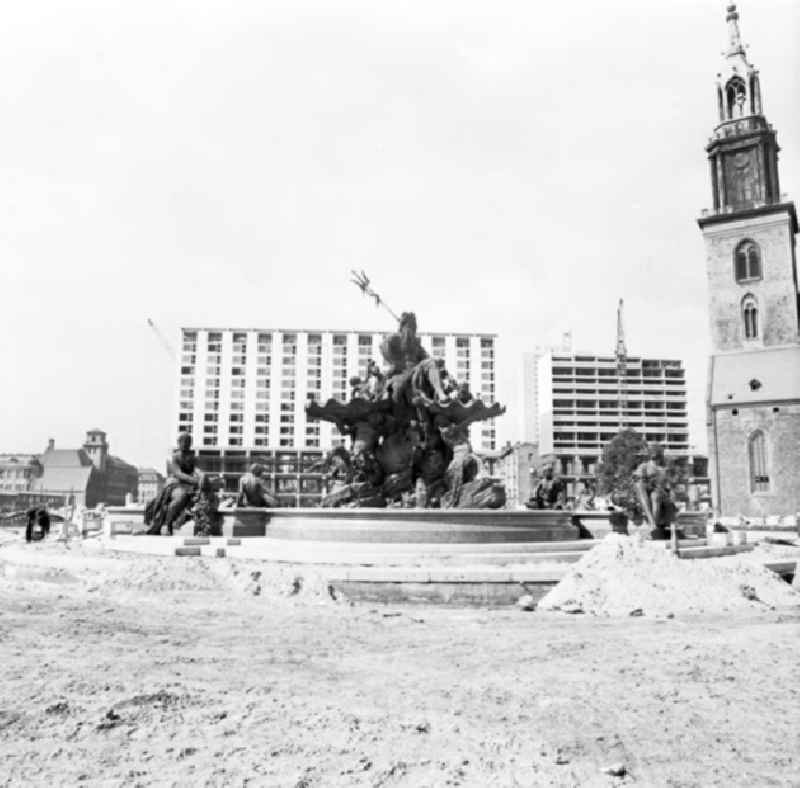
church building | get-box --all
[699,5,800,518]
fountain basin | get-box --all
[105,506,580,542]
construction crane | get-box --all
[146,318,177,361]
[616,299,628,429]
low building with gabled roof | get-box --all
[30,431,138,508]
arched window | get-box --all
[734,239,761,282]
[726,76,747,119]
[748,431,769,493]
[742,294,758,339]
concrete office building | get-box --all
[533,351,690,500]
[174,327,498,505]
[521,332,573,443]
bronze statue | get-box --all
[350,360,386,401]
[531,463,566,510]
[238,464,278,508]
[144,432,200,535]
[305,278,507,509]
[380,312,431,406]
[194,474,223,536]
[633,444,678,541]
[380,312,428,375]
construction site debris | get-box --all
[539,534,798,616]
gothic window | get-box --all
[748,431,769,493]
[734,239,761,282]
[742,294,758,339]
[725,76,747,119]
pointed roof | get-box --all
[725,4,746,58]
[31,466,95,494]
[719,3,755,74]
[40,448,93,468]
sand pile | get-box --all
[746,539,800,561]
[209,559,340,603]
[0,535,339,602]
[0,546,222,595]
[539,533,799,617]
[99,555,224,594]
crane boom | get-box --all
[147,318,177,361]
[616,299,628,428]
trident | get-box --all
[350,270,400,323]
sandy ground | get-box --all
[1,532,799,787]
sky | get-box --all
[1,0,799,469]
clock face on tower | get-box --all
[723,148,760,209]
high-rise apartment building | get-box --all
[531,350,690,499]
[521,331,573,443]
[174,327,498,502]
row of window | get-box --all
[553,388,686,397]
[186,335,494,365]
[183,331,495,350]
[199,437,323,448]
[555,366,671,376]
[280,335,298,439]
[554,431,688,442]
[554,418,688,427]
[182,359,497,386]
[553,399,686,410]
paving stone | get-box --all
[174,547,202,557]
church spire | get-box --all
[701,3,784,215]
[725,4,745,58]
[715,3,760,122]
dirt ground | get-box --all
[1,536,799,787]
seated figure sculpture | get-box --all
[145,432,200,535]
[238,464,278,507]
[531,464,566,510]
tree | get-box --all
[596,429,648,514]
[597,431,689,518]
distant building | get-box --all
[173,327,499,504]
[699,6,800,517]
[0,454,42,494]
[0,454,44,514]
[137,467,165,505]
[30,431,138,508]
[181,447,327,507]
[521,332,573,443]
[498,442,540,508]
[534,351,690,501]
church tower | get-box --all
[699,4,800,519]
[83,428,109,473]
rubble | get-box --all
[539,534,799,617]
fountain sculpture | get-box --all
[305,273,506,509]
